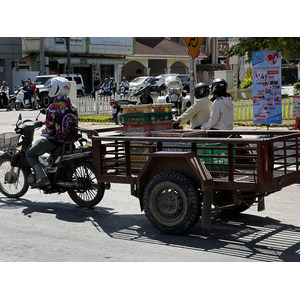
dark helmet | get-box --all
[194,82,210,99]
[211,78,227,96]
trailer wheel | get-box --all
[213,190,256,214]
[143,171,201,235]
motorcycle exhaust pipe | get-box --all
[56,181,81,188]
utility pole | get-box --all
[66,37,71,74]
[189,56,195,104]
[40,37,45,75]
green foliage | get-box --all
[294,82,300,90]
[294,82,300,95]
[239,77,253,89]
[226,37,300,62]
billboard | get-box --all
[252,51,282,124]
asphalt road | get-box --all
[0,109,300,263]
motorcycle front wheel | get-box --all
[67,161,105,208]
[0,156,29,198]
[15,102,21,111]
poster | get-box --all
[293,96,300,118]
[252,51,282,124]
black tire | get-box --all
[32,101,39,110]
[7,102,14,111]
[0,156,29,198]
[67,161,105,208]
[213,190,256,215]
[40,94,52,108]
[143,171,201,235]
[15,102,21,111]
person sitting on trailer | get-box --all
[201,78,234,131]
[174,82,212,129]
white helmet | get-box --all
[47,77,71,97]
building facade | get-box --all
[21,37,134,93]
[0,37,22,92]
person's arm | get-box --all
[177,102,199,125]
[201,101,221,130]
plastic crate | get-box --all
[148,112,173,121]
[130,143,154,169]
[152,103,174,112]
[122,113,150,123]
[150,120,173,131]
[198,143,236,171]
[181,142,236,172]
[123,122,151,132]
[121,104,153,114]
[123,120,173,133]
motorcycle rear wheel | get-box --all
[0,157,29,198]
[67,161,105,208]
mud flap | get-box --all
[201,186,213,230]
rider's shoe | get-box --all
[35,177,51,188]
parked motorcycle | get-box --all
[15,88,39,110]
[0,111,105,208]
[0,92,15,111]
[110,99,137,125]
[118,85,130,98]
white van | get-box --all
[34,74,85,107]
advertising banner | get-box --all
[252,51,282,124]
[293,96,300,118]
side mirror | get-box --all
[40,108,46,115]
[18,113,22,121]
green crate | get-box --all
[182,142,236,172]
[148,112,173,121]
[122,113,150,123]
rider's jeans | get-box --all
[26,137,59,180]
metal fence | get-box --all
[73,95,295,121]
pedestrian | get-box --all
[26,77,78,188]
[174,83,212,129]
[201,78,234,130]
[0,81,10,108]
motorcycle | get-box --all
[132,85,153,105]
[15,88,39,111]
[118,85,130,98]
[0,111,105,208]
[110,98,137,125]
[0,92,15,111]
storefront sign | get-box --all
[55,37,83,45]
[252,51,282,124]
[293,96,300,118]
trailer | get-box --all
[81,126,300,235]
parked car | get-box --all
[129,76,164,94]
[33,74,85,107]
[129,76,149,93]
[158,73,190,92]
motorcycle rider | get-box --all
[119,77,129,90]
[23,78,34,107]
[100,77,112,95]
[174,83,212,129]
[0,81,10,108]
[26,77,78,188]
[201,78,234,130]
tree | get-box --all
[226,37,300,62]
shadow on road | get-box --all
[1,196,300,262]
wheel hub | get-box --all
[5,171,18,184]
[157,189,183,217]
